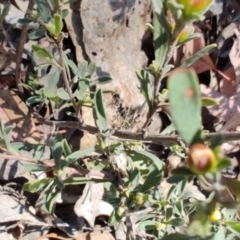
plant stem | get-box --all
[15,0,34,95]
[154,38,178,98]
[57,36,83,122]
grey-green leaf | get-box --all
[94,89,108,132]
[28,29,46,40]
[57,88,70,100]
[54,14,62,36]
[181,44,217,68]
[52,141,63,169]
[32,45,53,62]
[168,68,202,145]
[126,150,164,171]
[152,0,170,72]
[136,70,153,109]
[61,147,95,169]
[35,0,51,22]
[23,163,47,172]
[23,178,51,193]
[141,166,163,192]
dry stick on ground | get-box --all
[35,114,240,145]
[15,0,34,94]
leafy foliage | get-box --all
[1,0,239,239]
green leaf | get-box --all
[61,147,95,169]
[18,18,33,25]
[35,0,51,22]
[77,79,90,100]
[152,0,170,73]
[201,97,218,107]
[32,45,53,62]
[54,14,62,36]
[63,177,107,185]
[26,95,43,106]
[94,89,108,132]
[166,218,185,226]
[45,23,56,36]
[23,178,51,193]
[137,214,156,223]
[138,220,156,230]
[23,163,47,172]
[168,68,202,145]
[65,58,77,74]
[177,33,201,45]
[141,166,163,192]
[86,62,96,77]
[62,139,72,156]
[28,29,46,40]
[57,88,70,100]
[217,158,232,171]
[161,234,213,240]
[61,9,69,19]
[171,167,195,176]
[181,44,217,68]
[210,135,224,149]
[46,71,60,94]
[109,207,125,225]
[74,61,88,81]
[129,168,140,190]
[166,208,173,221]
[136,70,153,110]
[90,76,113,86]
[225,221,240,233]
[174,201,184,216]
[52,141,63,169]
[54,177,64,190]
[44,185,61,213]
[146,23,154,33]
[126,150,164,171]
[167,175,186,184]
[160,123,176,135]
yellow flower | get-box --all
[178,27,190,43]
[176,0,213,20]
[209,209,222,222]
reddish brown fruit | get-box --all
[188,144,216,174]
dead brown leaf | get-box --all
[0,89,38,142]
[220,67,236,97]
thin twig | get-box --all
[0,153,38,163]
[143,24,184,130]
[45,0,54,13]
[15,0,34,94]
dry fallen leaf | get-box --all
[220,66,236,97]
[74,183,114,228]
